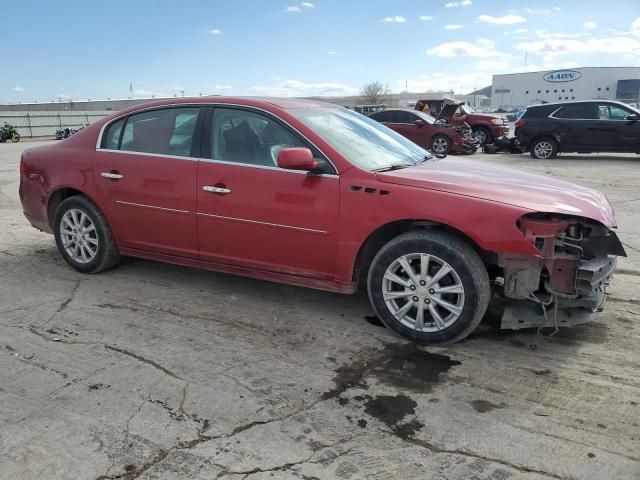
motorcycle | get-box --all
[55,125,86,140]
[0,123,20,143]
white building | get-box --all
[491,67,640,110]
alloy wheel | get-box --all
[534,141,554,159]
[382,253,465,333]
[432,137,449,154]
[60,208,99,264]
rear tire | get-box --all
[53,195,121,273]
[530,137,558,159]
[367,230,490,345]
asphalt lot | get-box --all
[1,140,639,480]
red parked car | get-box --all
[19,97,625,344]
[416,100,509,145]
[368,109,478,154]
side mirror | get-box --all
[277,147,318,171]
[414,119,425,127]
[626,114,639,121]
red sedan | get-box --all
[19,97,625,344]
[369,109,477,154]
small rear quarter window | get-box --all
[102,118,125,149]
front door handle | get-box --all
[202,185,231,194]
[101,172,124,180]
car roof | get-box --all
[110,96,335,117]
[525,99,628,109]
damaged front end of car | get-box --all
[494,213,626,330]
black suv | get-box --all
[515,100,640,159]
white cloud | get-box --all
[513,61,580,73]
[208,28,223,35]
[445,24,463,30]
[478,14,526,25]
[475,60,510,71]
[426,38,507,57]
[327,50,339,55]
[209,85,232,90]
[419,16,434,21]
[446,0,472,7]
[632,17,640,34]
[584,21,597,30]
[382,16,405,23]
[516,35,640,61]
[286,2,315,13]
[505,28,527,35]
[250,79,356,97]
[13,86,26,92]
[400,71,491,94]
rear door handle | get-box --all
[101,172,124,180]
[203,185,231,194]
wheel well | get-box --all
[352,220,495,288]
[47,188,84,228]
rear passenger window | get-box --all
[395,112,416,124]
[116,107,200,157]
[554,104,594,119]
[371,111,395,123]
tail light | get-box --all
[515,119,527,129]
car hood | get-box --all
[435,103,462,123]
[375,158,616,228]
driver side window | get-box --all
[211,108,305,167]
[598,104,632,121]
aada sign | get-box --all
[543,70,582,83]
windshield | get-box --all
[413,110,436,124]
[290,107,432,170]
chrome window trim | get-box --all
[95,102,339,175]
[195,212,329,235]
[99,149,196,161]
[114,200,190,214]
[197,157,338,178]
[97,149,338,178]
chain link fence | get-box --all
[0,111,111,138]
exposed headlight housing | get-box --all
[490,118,504,125]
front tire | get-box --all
[530,137,558,159]
[53,195,121,273]
[430,135,451,155]
[11,132,20,143]
[472,127,491,146]
[367,230,490,345]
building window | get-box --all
[606,87,610,91]
[565,96,569,100]
[598,87,601,91]
[571,96,575,100]
[545,90,549,93]
[554,89,557,93]
[562,89,565,93]
[525,90,529,94]
[570,88,573,92]
[559,96,562,100]
[537,90,541,94]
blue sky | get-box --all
[3,0,640,103]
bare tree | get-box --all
[360,81,391,105]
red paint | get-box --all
[19,97,618,293]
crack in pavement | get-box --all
[104,345,183,382]
[380,428,572,480]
